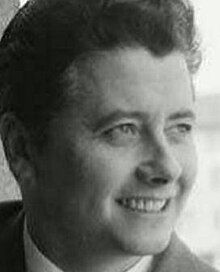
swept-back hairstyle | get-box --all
[0,0,201,147]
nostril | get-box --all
[135,166,171,187]
[150,177,169,186]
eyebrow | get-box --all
[167,110,196,121]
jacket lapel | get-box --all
[151,232,213,272]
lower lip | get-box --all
[116,199,172,217]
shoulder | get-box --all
[152,233,219,272]
[0,200,23,217]
[0,200,23,230]
[0,200,24,244]
[0,200,25,271]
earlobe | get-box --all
[0,113,35,186]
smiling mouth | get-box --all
[116,197,169,213]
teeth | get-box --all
[122,199,127,207]
[130,199,136,209]
[138,199,143,210]
[118,198,167,213]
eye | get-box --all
[176,123,193,134]
[115,124,137,134]
[166,122,194,143]
[103,123,140,146]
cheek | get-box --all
[178,143,198,194]
[78,147,136,199]
[63,146,137,225]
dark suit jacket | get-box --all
[0,201,218,272]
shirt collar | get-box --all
[23,220,152,272]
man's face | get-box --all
[32,48,197,257]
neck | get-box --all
[71,255,147,272]
[26,217,153,272]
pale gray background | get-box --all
[0,0,21,201]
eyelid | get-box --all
[165,119,196,133]
[167,118,195,127]
[97,119,141,134]
[176,123,193,131]
[166,122,195,138]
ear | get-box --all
[0,113,36,188]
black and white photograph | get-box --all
[0,0,220,271]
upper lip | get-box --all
[116,190,177,201]
[117,194,175,201]
[116,196,174,203]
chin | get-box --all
[113,228,173,256]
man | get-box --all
[0,0,217,271]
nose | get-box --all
[135,139,182,188]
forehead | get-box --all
[63,48,193,122]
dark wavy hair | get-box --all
[0,0,201,147]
